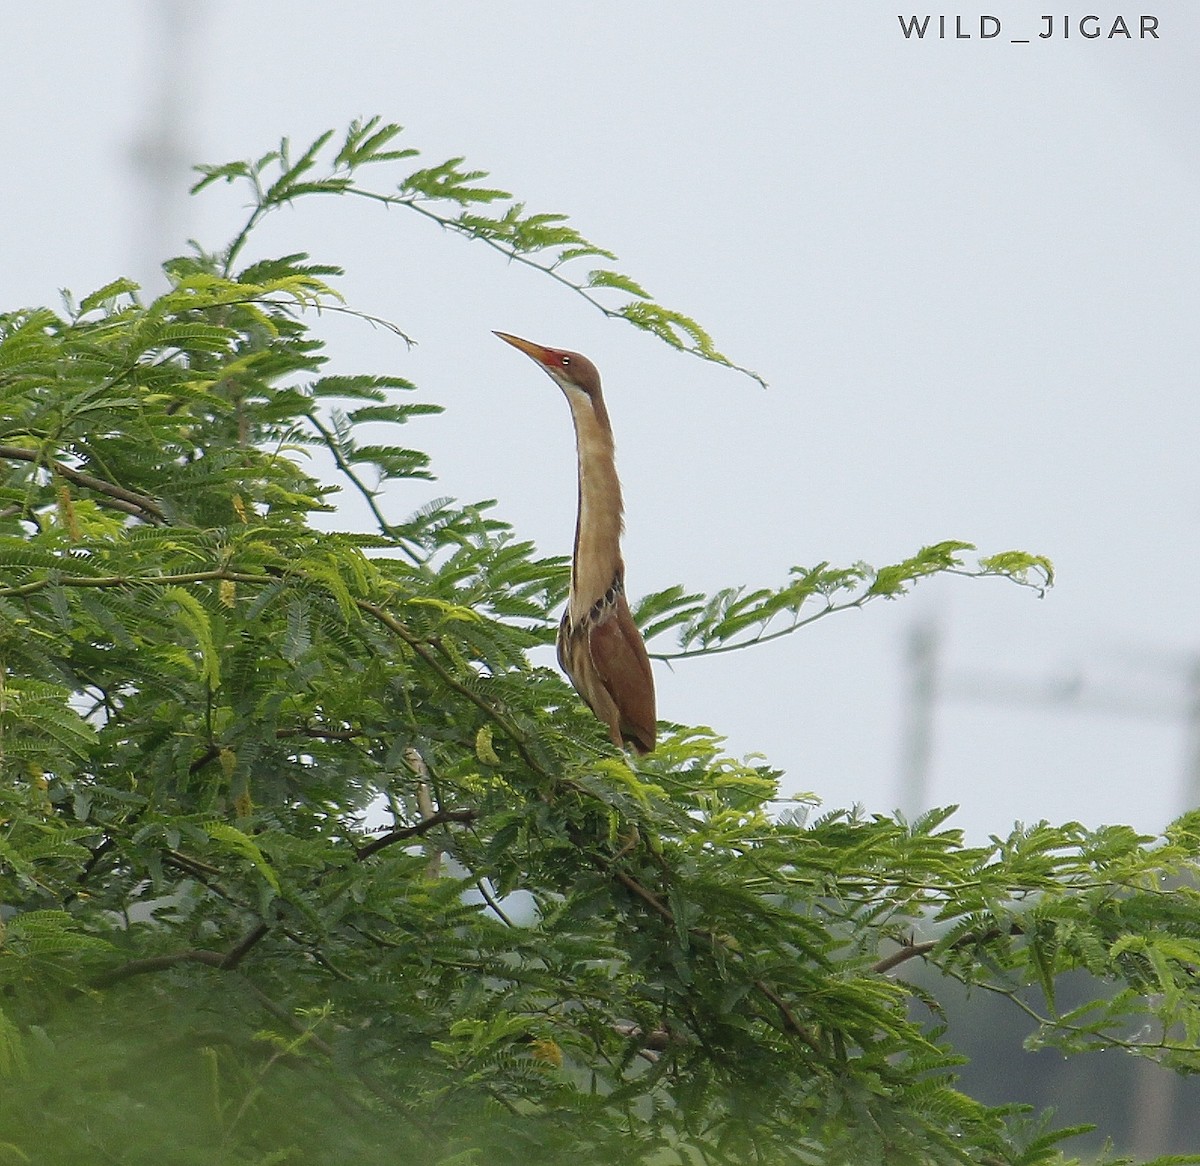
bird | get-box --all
[494,332,656,754]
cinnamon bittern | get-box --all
[494,332,656,753]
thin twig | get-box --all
[342,189,767,387]
[611,868,674,924]
[162,847,225,879]
[304,412,416,555]
[650,600,861,661]
[0,566,272,600]
[406,747,444,878]
[95,947,226,986]
[474,878,516,927]
[274,725,363,742]
[605,856,818,1049]
[356,598,549,777]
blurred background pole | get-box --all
[1129,653,1200,1156]
[1182,657,1200,811]
[898,618,939,819]
[131,0,202,290]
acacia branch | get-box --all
[96,950,337,1061]
[189,724,366,776]
[235,976,336,1059]
[0,443,166,523]
[0,554,544,783]
[0,566,273,600]
[95,945,408,1113]
[0,552,545,790]
[274,725,364,742]
[162,847,224,879]
[650,599,864,661]
[355,807,478,860]
[93,948,226,985]
[223,921,271,969]
[872,924,1022,975]
[611,868,674,924]
[339,187,765,387]
[8,550,815,1051]
[473,878,516,927]
[94,921,267,986]
[873,940,939,975]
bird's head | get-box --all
[493,332,602,402]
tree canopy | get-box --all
[0,119,1196,1166]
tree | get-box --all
[0,119,1195,1166]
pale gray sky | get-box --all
[7,2,1200,840]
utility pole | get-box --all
[1182,658,1200,810]
[1131,654,1200,1158]
[900,629,1200,817]
[898,618,939,818]
[898,624,1200,1153]
[130,1,202,289]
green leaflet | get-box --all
[203,822,281,893]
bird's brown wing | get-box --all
[585,592,656,754]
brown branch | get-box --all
[0,443,166,523]
[611,868,674,924]
[189,725,365,776]
[162,847,223,879]
[189,744,221,775]
[235,977,336,1059]
[94,947,227,986]
[222,921,270,969]
[872,924,1022,975]
[274,725,364,742]
[94,922,270,987]
[75,835,116,886]
[873,940,939,975]
[355,808,478,860]
[753,977,812,1041]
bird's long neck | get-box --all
[565,392,624,623]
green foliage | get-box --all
[192,118,763,385]
[638,542,1053,660]
[0,119,1195,1165]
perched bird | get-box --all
[494,332,656,753]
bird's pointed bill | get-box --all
[493,331,557,367]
